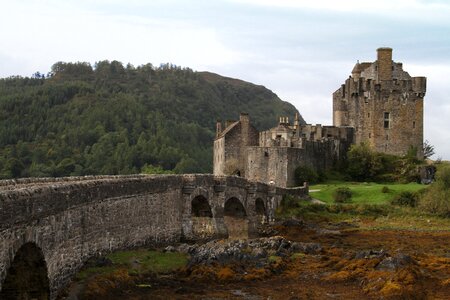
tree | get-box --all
[423,140,435,159]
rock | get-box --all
[96,257,113,267]
[251,247,267,259]
[84,256,113,268]
[176,243,196,254]
[355,249,388,259]
[164,245,176,252]
[291,242,323,254]
[376,253,415,270]
[188,236,295,265]
[316,228,341,235]
[281,219,304,228]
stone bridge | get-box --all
[0,174,308,299]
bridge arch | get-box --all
[0,242,50,300]
[255,198,267,224]
[224,197,248,239]
[190,194,215,239]
[191,195,213,217]
[224,197,247,218]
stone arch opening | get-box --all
[255,198,268,224]
[191,195,214,239]
[0,242,50,300]
[191,195,213,217]
[224,197,248,239]
[224,197,247,218]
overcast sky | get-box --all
[1,0,449,159]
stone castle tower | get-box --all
[332,48,426,158]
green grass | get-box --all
[76,266,116,281]
[75,249,188,281]
[107,250,188,274]
[310,181,426,204]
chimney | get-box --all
[294,113,300,129]
[377,47,393,82]
[216,120,222,138]
[239,112,249,124]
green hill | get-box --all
[0,61,304,178]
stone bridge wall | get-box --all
[0,174,308,299]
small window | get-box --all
[264,151,269,157]
[413,121,416,129]
[368,113,370,118]
[384,112,390,129]
[386,135,389,141]
[369,133,371,138]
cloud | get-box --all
[0,1,239,76]
[1,0,449,159]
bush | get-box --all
[279,195,300,213]
[333,187,352,203]
[419,166,450,217]
[346,143,423,183]
[294,166,319,185]
[390,191,418,207]
[381,186,390,193]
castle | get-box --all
[214,48,426,187]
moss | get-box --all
[379,281,402,297]
[323,270,352,282]
[217,267,235,281]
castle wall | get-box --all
[245,147,289,186]
[246,137,352,187]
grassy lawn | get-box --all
[107,249,188,274]
[76,249,188,281]
[278,180,450,231]
[309,181,426,204]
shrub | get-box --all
[280,195,299,211]
[390,191,418,207]
[294,166,319,185]
[333,187,352,203]
[418,166,450,217]
[381,186,390,193]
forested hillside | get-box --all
[0,61,303,178]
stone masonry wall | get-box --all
[246,138,351,187]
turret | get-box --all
[377,47,393,82]
[352,60,361,81]
[412,76,427,97]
